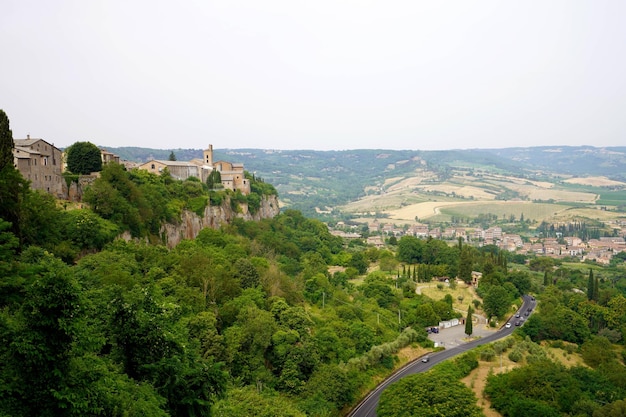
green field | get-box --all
[596,190,626,206]
[439,202,567,222]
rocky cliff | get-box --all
[159,194,280,248]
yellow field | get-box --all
[385,200,568,222]
[415,184,498,200]
[564,176,626,187]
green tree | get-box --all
[465,306,473,337]
[212,386,305,417]
[588,269,595,301]
[207,168,222,189]
[377,371,484,417]
[168,151,176,161]
[0,109,14,170]
[580,336,617,368]
[233,257,260,289]
[349,251,369,274]
[1,254,83,415]
[507,270,531,296]
[397,236,423,264]
[594,399,626,417]
[458,246,473,283]
[528,256,556,273]
[0,111,29,239]
[483,285,510,319]
[65,141,102,174]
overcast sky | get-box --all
[2,1,625,151]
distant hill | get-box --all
[104,146,626,217]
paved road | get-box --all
[348,295,536,417]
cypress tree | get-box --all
[0,109,14,170]
[587,269,594,301]
[0,110,27,239]
[594,276,599,302]
[465,306,473,337]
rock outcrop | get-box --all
[160,194,280,248]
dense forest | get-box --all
[2,112,626,416]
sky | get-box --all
[1,1,625,151]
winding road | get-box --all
[347,294,536,417]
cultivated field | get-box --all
[564,176,626,187]
[385,201,567,222]
[339,167,626,225]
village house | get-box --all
[366,236,385,248]
[13,136,64,198]
[441,227,456,239]
[471,271,483,287]
[100,148,120,164]
[472,228,484,240]
[381,223,395,235]
[565,236,583,247]
[409,225,430,238]
[484,226,502,240]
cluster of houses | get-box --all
[331,219,626,264]
[12,137,250,200]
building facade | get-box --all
[13,136,64,197]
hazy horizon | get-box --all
[3,1,625,151]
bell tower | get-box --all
[203,144,213,166]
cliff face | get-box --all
[160,194,280,248]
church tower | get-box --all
[203,144,213,166]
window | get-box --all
[151,164,155,169]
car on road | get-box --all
[421,357,430,363]
[505,322,512,328]
[515,321,521,326]
[515,313,520,318]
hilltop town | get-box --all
[12,137,250,200]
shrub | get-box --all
[508,349,523,363]
[480,348,496,362]
[209,191,223,206]
[187,196,208,216]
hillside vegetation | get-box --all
[1,138,626,415]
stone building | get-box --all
[138,144,250,194]
[13,136,65,198]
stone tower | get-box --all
[203,144,213,166]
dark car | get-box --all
[515,313,520,318]
[515,321,521,326]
